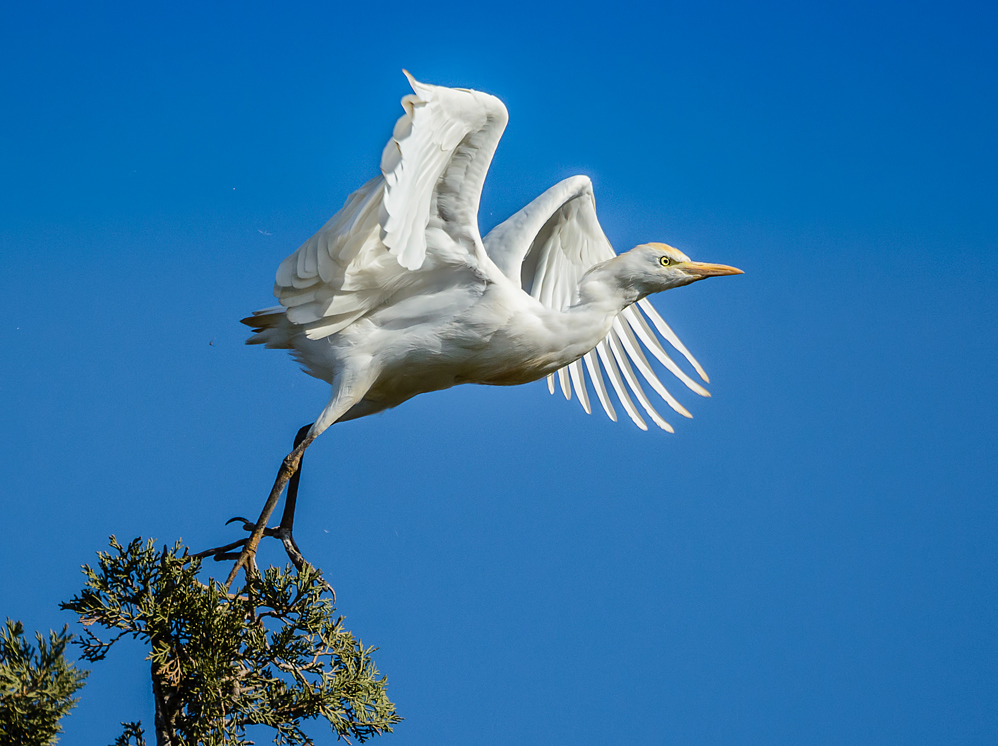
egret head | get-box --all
[603,242,743,300]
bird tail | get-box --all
[241,306,294,348]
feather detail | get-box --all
[607,332,674,433]
[595,340,648,431]
[569,359,591,414]
[381,71,507,270]
[583,350,616,422]
[558,366,572,401]
[637,298,710,385]
[622,306,709,397]
[612,318,692,418]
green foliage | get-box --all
[62,537,400,745]
[0,619,88,746]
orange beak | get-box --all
[679,261,744,279]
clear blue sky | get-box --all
[2,1,996,743]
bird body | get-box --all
[252,246,614,418]
[244,72,742,437]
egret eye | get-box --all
[659,256,672,267]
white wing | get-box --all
[381,71,508,270]
[261,72,508,341]
[484,176,711,431]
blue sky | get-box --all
[1,1,996,743]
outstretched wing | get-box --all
[381,71,508,270]
[252,72,508,341]
[484,176,711,432]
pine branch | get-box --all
[0,620,89,746]
[61,537,401,745]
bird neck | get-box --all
[575,258,644,317]
[533,261,644,365]
[495,258,646,380]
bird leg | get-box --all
[195,424,331,591]
[235,423,336,596]
[223,424,314,588]
[261,423,310,572]
[200,368,376,590]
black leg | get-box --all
[278,424,312,532]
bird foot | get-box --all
[194,516,335,599]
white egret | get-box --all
[217,72,742,584]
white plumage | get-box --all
[225,71,742,582]
[246,72,741,440]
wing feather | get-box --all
[595,340,648,431]
[569,359,592,414]
[621,306,709,397]
[485,176,710,430]
[558,366,572,401]
[608,330,675,433]
[637,298,710,385]
[583,350,616,421]
[249,73,508,344]
[613,318,692,418]
[380,71,508,270]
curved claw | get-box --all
[226,516,284,538]
[197,526,336,598]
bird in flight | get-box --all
[215,72,742,584]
